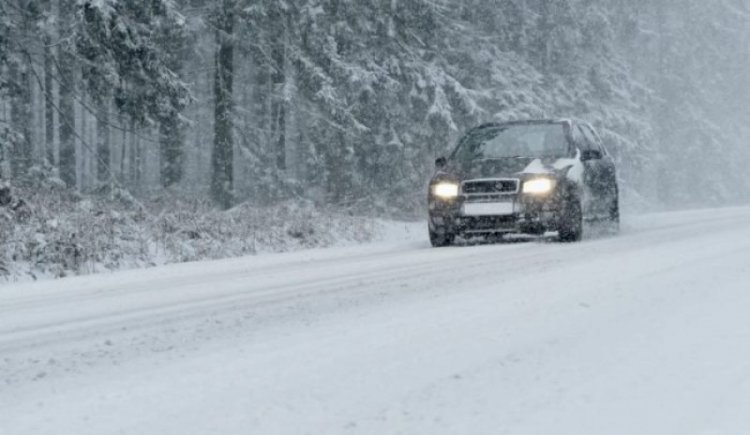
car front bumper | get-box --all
[428,194,562,237]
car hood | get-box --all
[444,157,566,180]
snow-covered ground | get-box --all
[3,207,750,434]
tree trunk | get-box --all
[7,1,35,179]
[58,0,77,188]
[130,120,142,190]
[270,7,287,171]
[80,105,88,190]
[210,0,235,209]
[96,98,110,186]
[44,34,56,167]
[159,114,184,188]
[158,19,186,189]
[119,115,127,182]
[8,59,33,179]
[252,51,270,203]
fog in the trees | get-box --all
[1,0,749,213]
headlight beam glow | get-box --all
[432,182,460,198]
[523,178,555,194]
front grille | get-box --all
[462,179,519,195]
[464,194,510,204]
[459,216,517,232]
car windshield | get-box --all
[453,124,568,160]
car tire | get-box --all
[607,195,620,233]
[429,229,455,247]
[558,197,583,243]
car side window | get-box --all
[590,126,611,156]
[570,124,591,152]
[581,125,605,154]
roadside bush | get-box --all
[0,179,381,283]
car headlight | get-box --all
[523,178,555,194]
[432,182,460,199]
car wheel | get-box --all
[429,228,455,247]
[607,195,620,233]
[558,197,583,243]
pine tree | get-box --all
[76,0,190,189]
[155,0,189,188]
[57,0,77,188]
[210,0,236,209]
[3,0,750,211]
[42,0,56,168]
[6,0,41,180]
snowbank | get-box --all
[0,180,422,284]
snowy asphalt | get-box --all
[2,207,750,434]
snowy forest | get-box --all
[2,0,750,279]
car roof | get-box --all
[473,119,577,130]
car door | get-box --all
[579,124,616,218]
[567,125,594,217]
[569,124,603,218]
[585,124,617,202]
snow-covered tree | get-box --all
[1,0,749,212]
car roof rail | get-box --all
[475,118,572,129]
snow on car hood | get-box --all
[524,151,584,184]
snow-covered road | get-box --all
[3,207,750,434]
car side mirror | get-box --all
[581,149,602,161]
[435,157,447,169]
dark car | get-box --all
[428,119,619,246]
